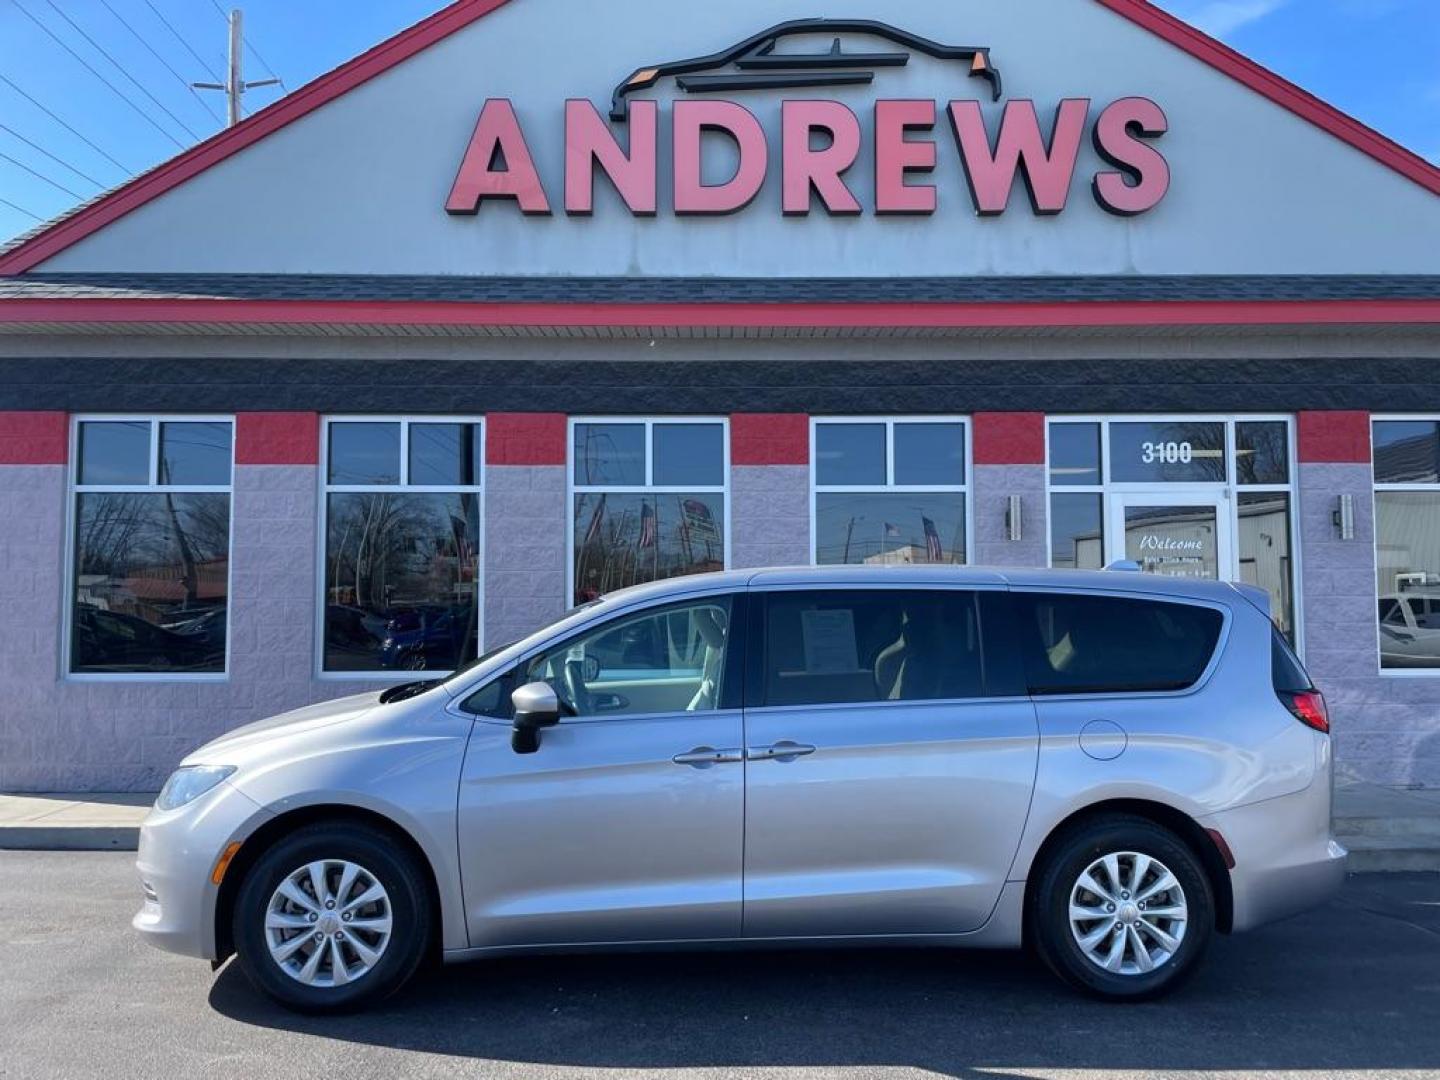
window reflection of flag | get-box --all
[449,514,474,561]
[639,501,657,548]
[583,494,607,545]
[923,516,943,562]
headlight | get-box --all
[155,765,236,811]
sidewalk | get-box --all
[0,793,153,850]
[2,782,1439,869]
[1333,776,1440,872]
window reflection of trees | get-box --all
[324,492,480,671]
[73,492,230,672]
[326,494,477,608]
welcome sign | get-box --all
[445,19,1171,221]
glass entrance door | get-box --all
[1109,494,1231,580]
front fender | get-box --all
[226,708,473,952]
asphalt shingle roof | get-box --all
[3,273,1440,304]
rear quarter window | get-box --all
[1013,592,1224,696]
[1271,626,1313,693]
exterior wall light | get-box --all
[1006,495,1024,542]
[1333,494,1355,541]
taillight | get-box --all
[1281,689,1329,734]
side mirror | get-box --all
[511,681,561,754]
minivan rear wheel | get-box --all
[232,822,432,1012]
[1030,814,1213,1001]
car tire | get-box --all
[232,822,433,1013]
[1029,814,1213,1001]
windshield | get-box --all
[439,600,605,689]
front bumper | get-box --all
[133,781,272,960]
[1204,775,1348,933]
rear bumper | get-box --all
[1204,776,1348,933]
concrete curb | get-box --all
[0,793,153,851]
[2,825,1437,869]
[0,827,139,852]
[3,786,1439,867]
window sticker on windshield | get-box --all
[801,608,860,673]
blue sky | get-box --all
[0,0,1437,246]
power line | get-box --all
[0,73,132,174]
[97,0,225,126]
[0,122,105,188]
[0,196,45,223]
[11,0,186,150]
[40,0,204,142]
[141,0,224,84]
[0,149,85,201]
[208,0,286,91]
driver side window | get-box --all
[522,596,736,719]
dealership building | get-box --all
[2,0,1440,792]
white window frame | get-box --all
[63,414,236,682]
[808,416,974,566]
[316,415,485,680]
[1043,414,1304,656]
[1371,413,1440,678]
[567,417,731,607]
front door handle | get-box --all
[748,741,817,763]
[672,746,746,768]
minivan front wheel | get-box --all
[1031,815,1213,1000]
[232,823,432,1012]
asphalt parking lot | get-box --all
[2,852,1439,1080]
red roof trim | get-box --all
[1,0,1436,277]
[1096,0,1440,197]
[0,0,514,276]
[2,298,1439,328]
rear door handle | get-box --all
[672,746,746,768]
[748,741,817,763]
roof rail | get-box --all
[1105,560,1143,572]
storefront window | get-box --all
[571,419,727,605]
[812,419,967,566]
[1047,417,1297,641]
[1049,423,1102,487]
[1235,421,1290,486]
[1108,421,1227,483]
[1374,419,1440,671]
[1237,492,1294,639]
[322,418,482,674]
[70,418,232,675]
[1050,492,1105,570]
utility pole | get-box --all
[193,9,279,127]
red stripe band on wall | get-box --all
[1297,411,1371,464]
[0,411,67,465]
[974,412,1046,466]
[731,414,809,466]
[487,413,567,466]
[235,412,321,466]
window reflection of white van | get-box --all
[1378,592,1440,667]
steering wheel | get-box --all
[563,657,595,715]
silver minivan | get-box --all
[135,566,1346,1011]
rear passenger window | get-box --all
[762,590,985,706]
[1014,592,1223,696]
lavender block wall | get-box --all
[483,463,568,648]
[1299,462,1440,787]
[0,464,69,790]
[972,464,1048,567]
[0,461,382,793]
[730,465,811,569]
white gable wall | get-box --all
[35,0,1440,277]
